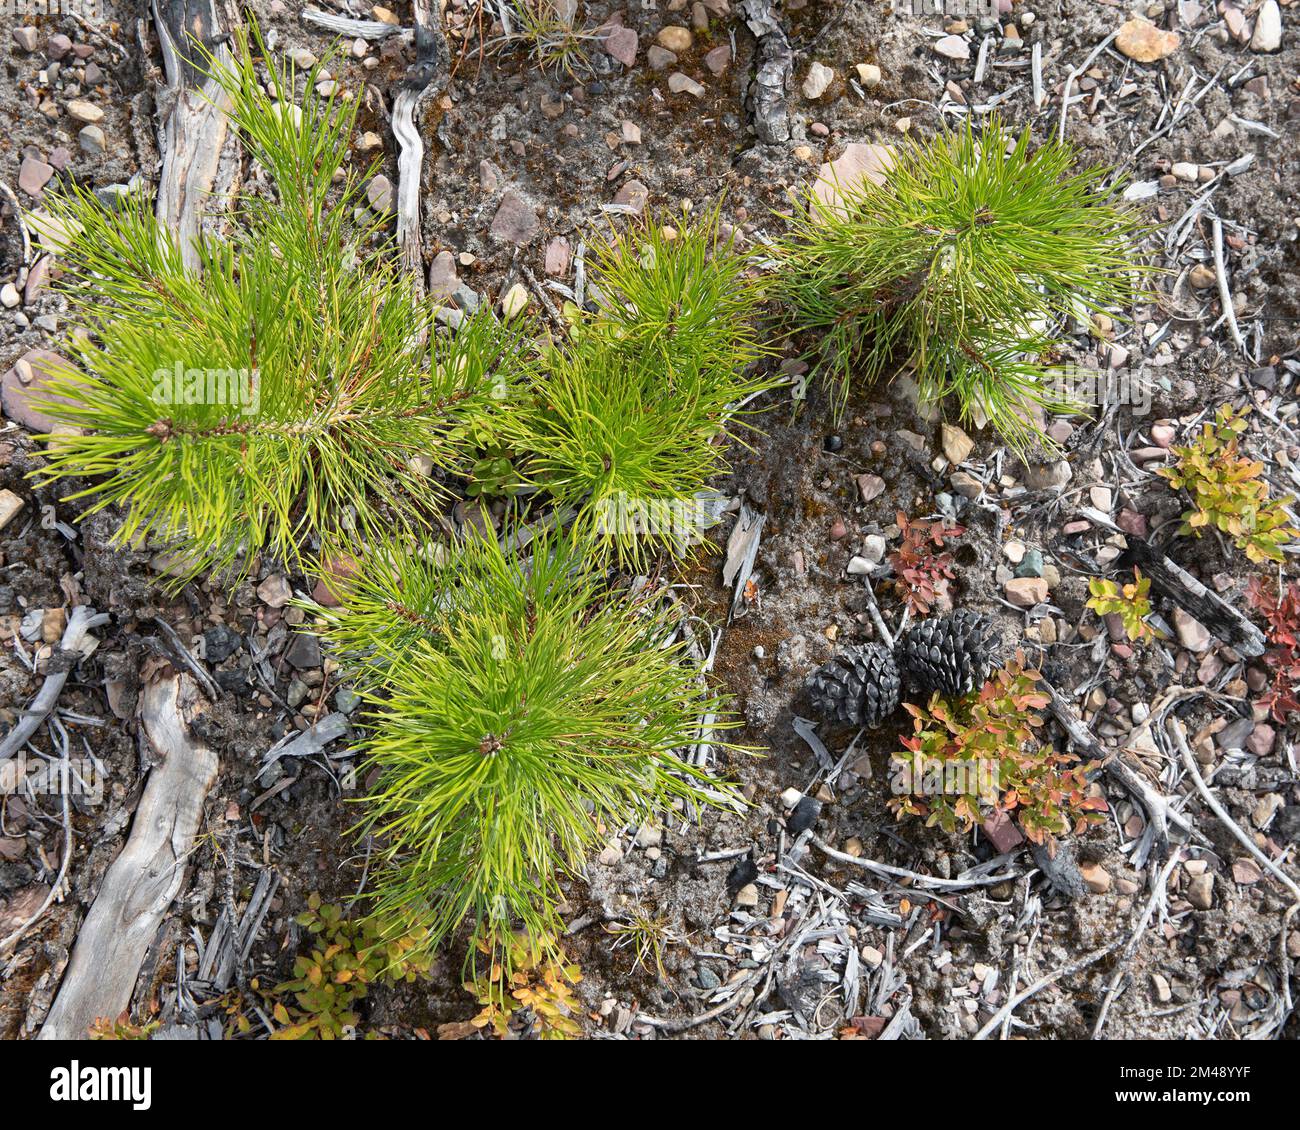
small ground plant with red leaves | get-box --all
[1246,577,1300,724]
[890,654,1108,846]
[889,511,965,616]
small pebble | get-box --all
[802,61,835,99]
[656,26,693,53]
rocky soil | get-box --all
[1,0,1298,1040]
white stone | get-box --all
[802,61,835,99]
[0,489,24,530]
[860,534,886,564]
[934,35,971,61]
[941,423,973,465]
[1250,1,1282,52]
[855,63,881,88]
[667,72,705,97]
[635,823,662,848]
[66,99,103,124]
[1172,607,1212,653]
[500,282,530,320]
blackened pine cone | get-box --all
[806,642,901,728]
[896,610,999,699]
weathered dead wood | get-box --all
[0,179,33,291]
[25,3,234,1039]
[1038,675,1194,862]
[739,0,793,145]
[1170,718,1300,902]
[974,937,1122,1040]
[391,0,449,309]
[1078,506,1266,658]
[723,501,764,621]
[152,0,236,270]
[302,8,409,42]
[0,605,110,763]
[260,711,349,769]
[38,675,218,1040]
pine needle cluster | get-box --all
[30,27,514,580]
[315,531,737,972]
[508,213,776,566]
[32,47,769,575]
[27,22,761,993]
[777,119,1148,452]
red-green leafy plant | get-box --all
[1086,568,1161,642]
[1158,406,1298,564]
[1246,577,1300,724]
[253,894,432,1040]
[465,932,585,1040]
[889,653,1107,846]
[889,511,964,616]
[88,1010,160,1040]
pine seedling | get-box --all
[28,25,522,582]
[777,118,1148,453]
[509,210,777,566]
[314,530,740,980]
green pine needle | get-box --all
[777,117,1150,454]
[509,210,778,567]
[314,530,742,974]
[29,25,524,582]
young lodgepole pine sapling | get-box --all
[29,26,524,582]
[777,118,1149,453]
[507,210,777,567]
[310,530,741,983]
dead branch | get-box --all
[739,0,793,145]
[1078,506,1266,658]
[392,0,449,313]
[152,0,237,270]
[1170,718,1300,903]
[0,726,75,958]
[37,675,218,1039]
[975,938,1122,1040]
[1091,851,1181,1039]
[0,605,110,763]
[812,836,1021,891]
[0,179,33,289]
[1038,673,1194,860]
